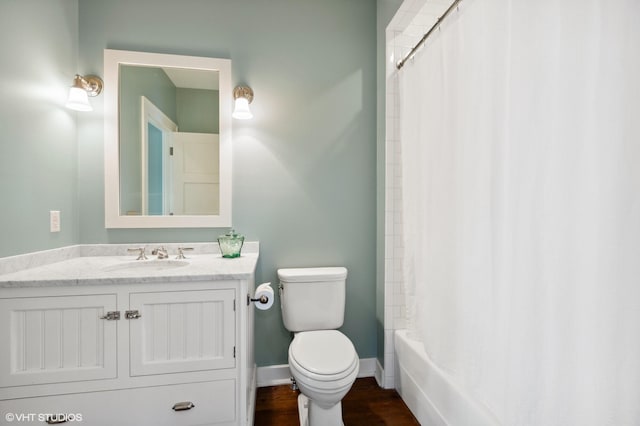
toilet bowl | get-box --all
[289,330,359,425]
[278,267,358,426]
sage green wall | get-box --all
[77,0,378,366]
[0,0,80,258]
[177,88,219,134]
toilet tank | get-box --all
[278,267,348,332]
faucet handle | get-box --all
[128,247,148,260]
[176,247,194,259]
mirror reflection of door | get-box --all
[171,133,220,215]
[147,123,165,215]
[141,96,177,215]
[142,97,219,216]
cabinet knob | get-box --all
[172,401,195,411]
[125,310,142,320]
[100,311,120,321]
[45,415,68,424]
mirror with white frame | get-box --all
[104,49,232,228]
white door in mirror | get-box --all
[171,132,220,215]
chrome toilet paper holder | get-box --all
[247,294,270,305]
[247,283,275,310]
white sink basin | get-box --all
[102,260,190,273]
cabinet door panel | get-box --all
[129,289,235,376]
[0,295,117,387]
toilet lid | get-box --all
[290,330,357,376]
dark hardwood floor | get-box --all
[254,377,420,426]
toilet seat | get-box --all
[289,330,358,382]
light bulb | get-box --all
[232,97,253,120]
[66,86,92,111]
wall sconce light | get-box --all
[65,74,103,112]
[232,86,254,120]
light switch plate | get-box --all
[50,210,60,232]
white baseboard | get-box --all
[257,358,378,388]
[374,358,385,388]
[256,364,293,387]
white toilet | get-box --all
[278,267,359,426]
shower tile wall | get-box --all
[384,0,452,389]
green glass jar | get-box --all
[217,229,245,258]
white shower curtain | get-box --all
[399,0,640,424]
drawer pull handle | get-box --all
[172,401,195,411]
[45,415,68,424]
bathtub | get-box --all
[394,329,499,426]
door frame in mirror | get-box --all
[104,49,232,228]
[141,96,178,216]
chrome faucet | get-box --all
[151,247,169,259]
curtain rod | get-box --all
[396,0,464,70]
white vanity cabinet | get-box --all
[0,278,255,426]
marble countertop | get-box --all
[0,242,259,288]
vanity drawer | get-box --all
[0,379,237,425]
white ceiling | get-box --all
[162,67,219,91]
